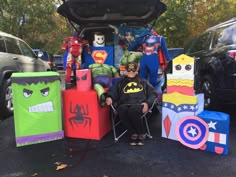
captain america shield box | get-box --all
[176,115,209,149]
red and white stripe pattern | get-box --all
[208,132,226,145]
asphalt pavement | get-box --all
[0,73,236,177]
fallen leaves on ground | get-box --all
[56,163,68,171]
[54,161,62,165]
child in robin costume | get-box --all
[105,61,157,146]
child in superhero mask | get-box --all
[89,63,119,107]
[105,61,157,146]
[119,49,143,76]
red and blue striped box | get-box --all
[197,110,230,155]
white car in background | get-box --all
[0,31,51,119]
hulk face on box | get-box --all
[11,72,64,147]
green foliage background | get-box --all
[0,0,235,54]
[156,0,236,48]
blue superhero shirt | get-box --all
[128,29,170,88]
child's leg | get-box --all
[117,105,136,134]
[128,105,145,135]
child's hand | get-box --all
[141,102,148,113]
[106,97,113,106]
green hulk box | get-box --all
[11,72,64,147]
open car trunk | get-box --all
[57,0,167,25]
[57,0,167,80]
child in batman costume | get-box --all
[105,61,157,146]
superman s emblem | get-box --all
[123,82,143,93]
[91,50,108,64]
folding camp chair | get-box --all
[110,98,158,142]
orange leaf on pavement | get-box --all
[56,164,68,171]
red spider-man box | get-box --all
[62,88,111,140]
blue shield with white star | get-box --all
[176,116,209,149]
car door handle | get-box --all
[12,57,18,60]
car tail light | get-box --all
[227,50,236,61]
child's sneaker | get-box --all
[137,134,145,146]
[129,134,138,146]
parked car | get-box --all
[33,49,57,71]
[53,54,64,71]
[182,18,236,109]
[0,31,51,119]
[168,48,184,60]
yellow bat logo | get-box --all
[123,82,143,93]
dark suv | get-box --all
[184,18,236,109]
[53,54,64,71]
[0,31,51,119]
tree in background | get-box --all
[154,0,193,48]
[0,0,235,52]
[188,0,236,38]
[0,0,71,54]
[154,0,236,48]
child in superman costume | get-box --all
[128,29,170,94]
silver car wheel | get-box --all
[5,85,13,111]
[202,80,211,108]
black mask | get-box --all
[126,62,138,72]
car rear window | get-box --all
[40,51,49,61]
[33,50,50,61]
[5,37,22,55]
[54,55,63,63]
[0,36,6,52]
[215,24,236,47]
[189,33,211,53]
[18,40,35,58]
